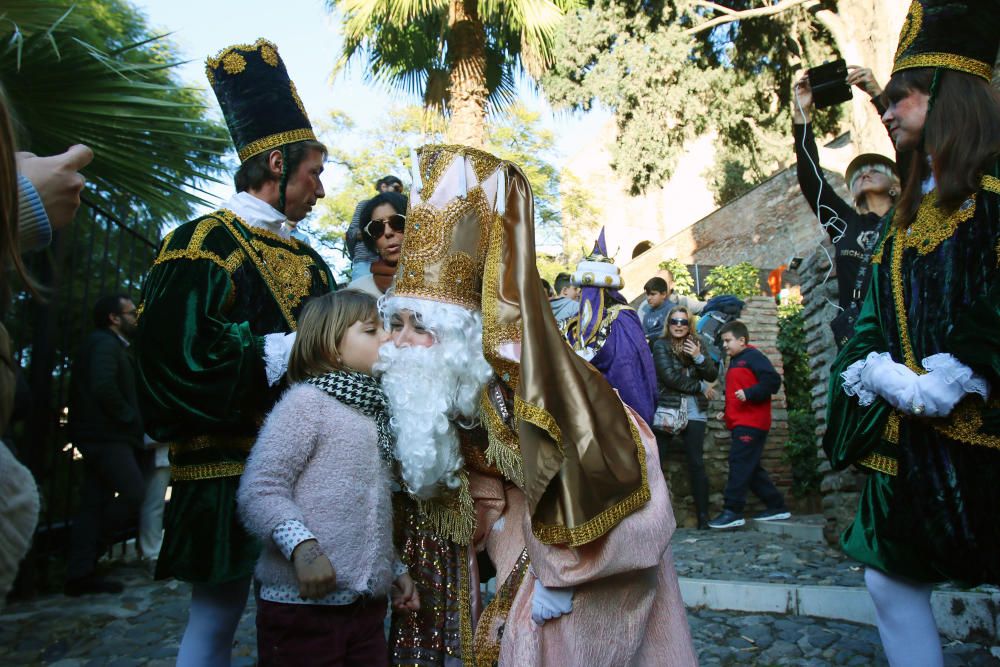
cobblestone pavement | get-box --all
[3,557,999,666]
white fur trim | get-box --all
[263,332,296,387]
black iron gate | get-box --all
[7,199,160,589]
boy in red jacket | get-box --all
[709,320,790,529]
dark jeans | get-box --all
[66,442,151,580]
[723,426,785,514]
[655,420,709,521]
[257,597,388,666]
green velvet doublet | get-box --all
[136,208,334,584]
[824,162,1000,586]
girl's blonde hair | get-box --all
[286,290,379,383]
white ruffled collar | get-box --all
[224,192,289,238]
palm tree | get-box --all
[330,0,578,147]
[0,0,229,225]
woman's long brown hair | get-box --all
[886,68,1000,226]
[0,85,39,311]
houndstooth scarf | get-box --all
[306,370,394,466]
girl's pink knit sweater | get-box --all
[237,383,395,596]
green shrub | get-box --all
[657,258,695,296]
[777,298,821,497]
[705,262,760,299]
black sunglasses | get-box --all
[668,318,690,326]
[364,214,405,239]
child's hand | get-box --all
[391,573,420,611]
[292,539,338,599]
[735,389,747,402]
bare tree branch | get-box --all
[686,0,814,35]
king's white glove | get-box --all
[910,353,991,417]
[531,579,574,626]
[854,352,920,411]
[263,332,297,386]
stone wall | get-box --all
[798,243,868,543]
[662,297,794,525]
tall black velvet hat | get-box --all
[206,39,317,163]
[892,0,1000,81]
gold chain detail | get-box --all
[893,52,993,81]
[472,548,530,666]
[858,452,897,476]
[531,415,651,547]
[237,128,318,162]
[171,461,245,481]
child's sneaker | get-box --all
[707,510,745,529]
[753,508,791,521]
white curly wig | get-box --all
[375,296,494,499]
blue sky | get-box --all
[134,0,610,209]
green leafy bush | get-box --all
[657,259,695,296]
[705,262,760,299]
[777,299,821,497]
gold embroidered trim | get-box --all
[237,128,318,162]
[472,548,530,666]
[458,542,475,665]
[415,471,475,546]
[932,398,1000,450]
[894,1,922,62]
[290,81,306,117]
[170,434,255,456]
[206,38,276,81]
[531,415,651,547]
[394,188,492,311]
[481,393,525,488]
[152,218,244,276]
[218,210,307,330]
[221,52,246,75]
[883,412,900,444]
[481,199,521,392]
[858,452,897,476]
[171,461,245,481]
[890,191,977,371]
[514,395,563,447]
[893,52,993,81]
[260,43,278,67]
[984,175,1000,195]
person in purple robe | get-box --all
[562,231,658,426]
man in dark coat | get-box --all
[65,293,149,595]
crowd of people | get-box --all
[1,2,999,666]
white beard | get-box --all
[376,298,493,499]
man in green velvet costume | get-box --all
[824,2,999,665]
[134,38,334,666]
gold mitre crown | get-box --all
[392,144,506,310]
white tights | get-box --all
[865,567,943,667]
[176,577,251,667]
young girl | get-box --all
[237,290,419,665]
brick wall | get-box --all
[661,296,793,525]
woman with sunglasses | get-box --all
[793,67,900,348]
[347,191,406,298]
[651,305,718,530]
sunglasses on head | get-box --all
[364,214,405,239]
[669,317,689,326]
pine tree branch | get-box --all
[686,0,814,35]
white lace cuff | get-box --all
[263,332,296,386]
[840,352,885,406]
[921,353,991,400]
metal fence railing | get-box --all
[8,200,159,590]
